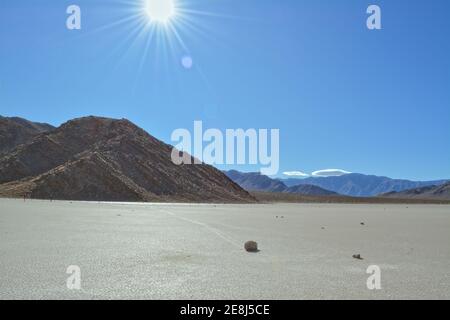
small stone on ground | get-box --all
[245,241,258,253]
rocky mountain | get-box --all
[0,116,255,203]
[380,182,450,200]
[0,116,54,155]
[224,170,337,196]
[279,173,448,197]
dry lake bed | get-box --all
[0,198,449,299]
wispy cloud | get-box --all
[283,171,310,177]
[312,169,351,177]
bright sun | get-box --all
[145,0,176,23]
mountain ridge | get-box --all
[0,116,255,203]
[0,116,55,155]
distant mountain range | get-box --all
[381,182,450,200]
[278,173,448,197]
[225,170,449,199]
[224,170,337,196]
[0,116,254,203]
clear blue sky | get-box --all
[1,0,449,180]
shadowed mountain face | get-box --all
[0,116,54,155]
[284,184,337,196]
[224,170,337,196]
[0,116,254,203]
[381,182,450,200]
[225,170,287,192]
[279,173,448,197]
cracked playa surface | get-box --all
[0,199,449,299]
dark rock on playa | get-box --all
[245,241,258,253]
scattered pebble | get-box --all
[244,241,259,253]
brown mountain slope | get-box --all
[0,116,54,155]
[0,116,254,203]
[0,152,152,202]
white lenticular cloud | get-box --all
[312,169,352,177]
[283,171,310,177]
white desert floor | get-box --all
[0,199,449,300]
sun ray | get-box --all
[104,18,149,66]
[135,25,157,79]
[167,22,189,54]
[177,8,256,21]
[174,15,231,52]
[90,13,144,34]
